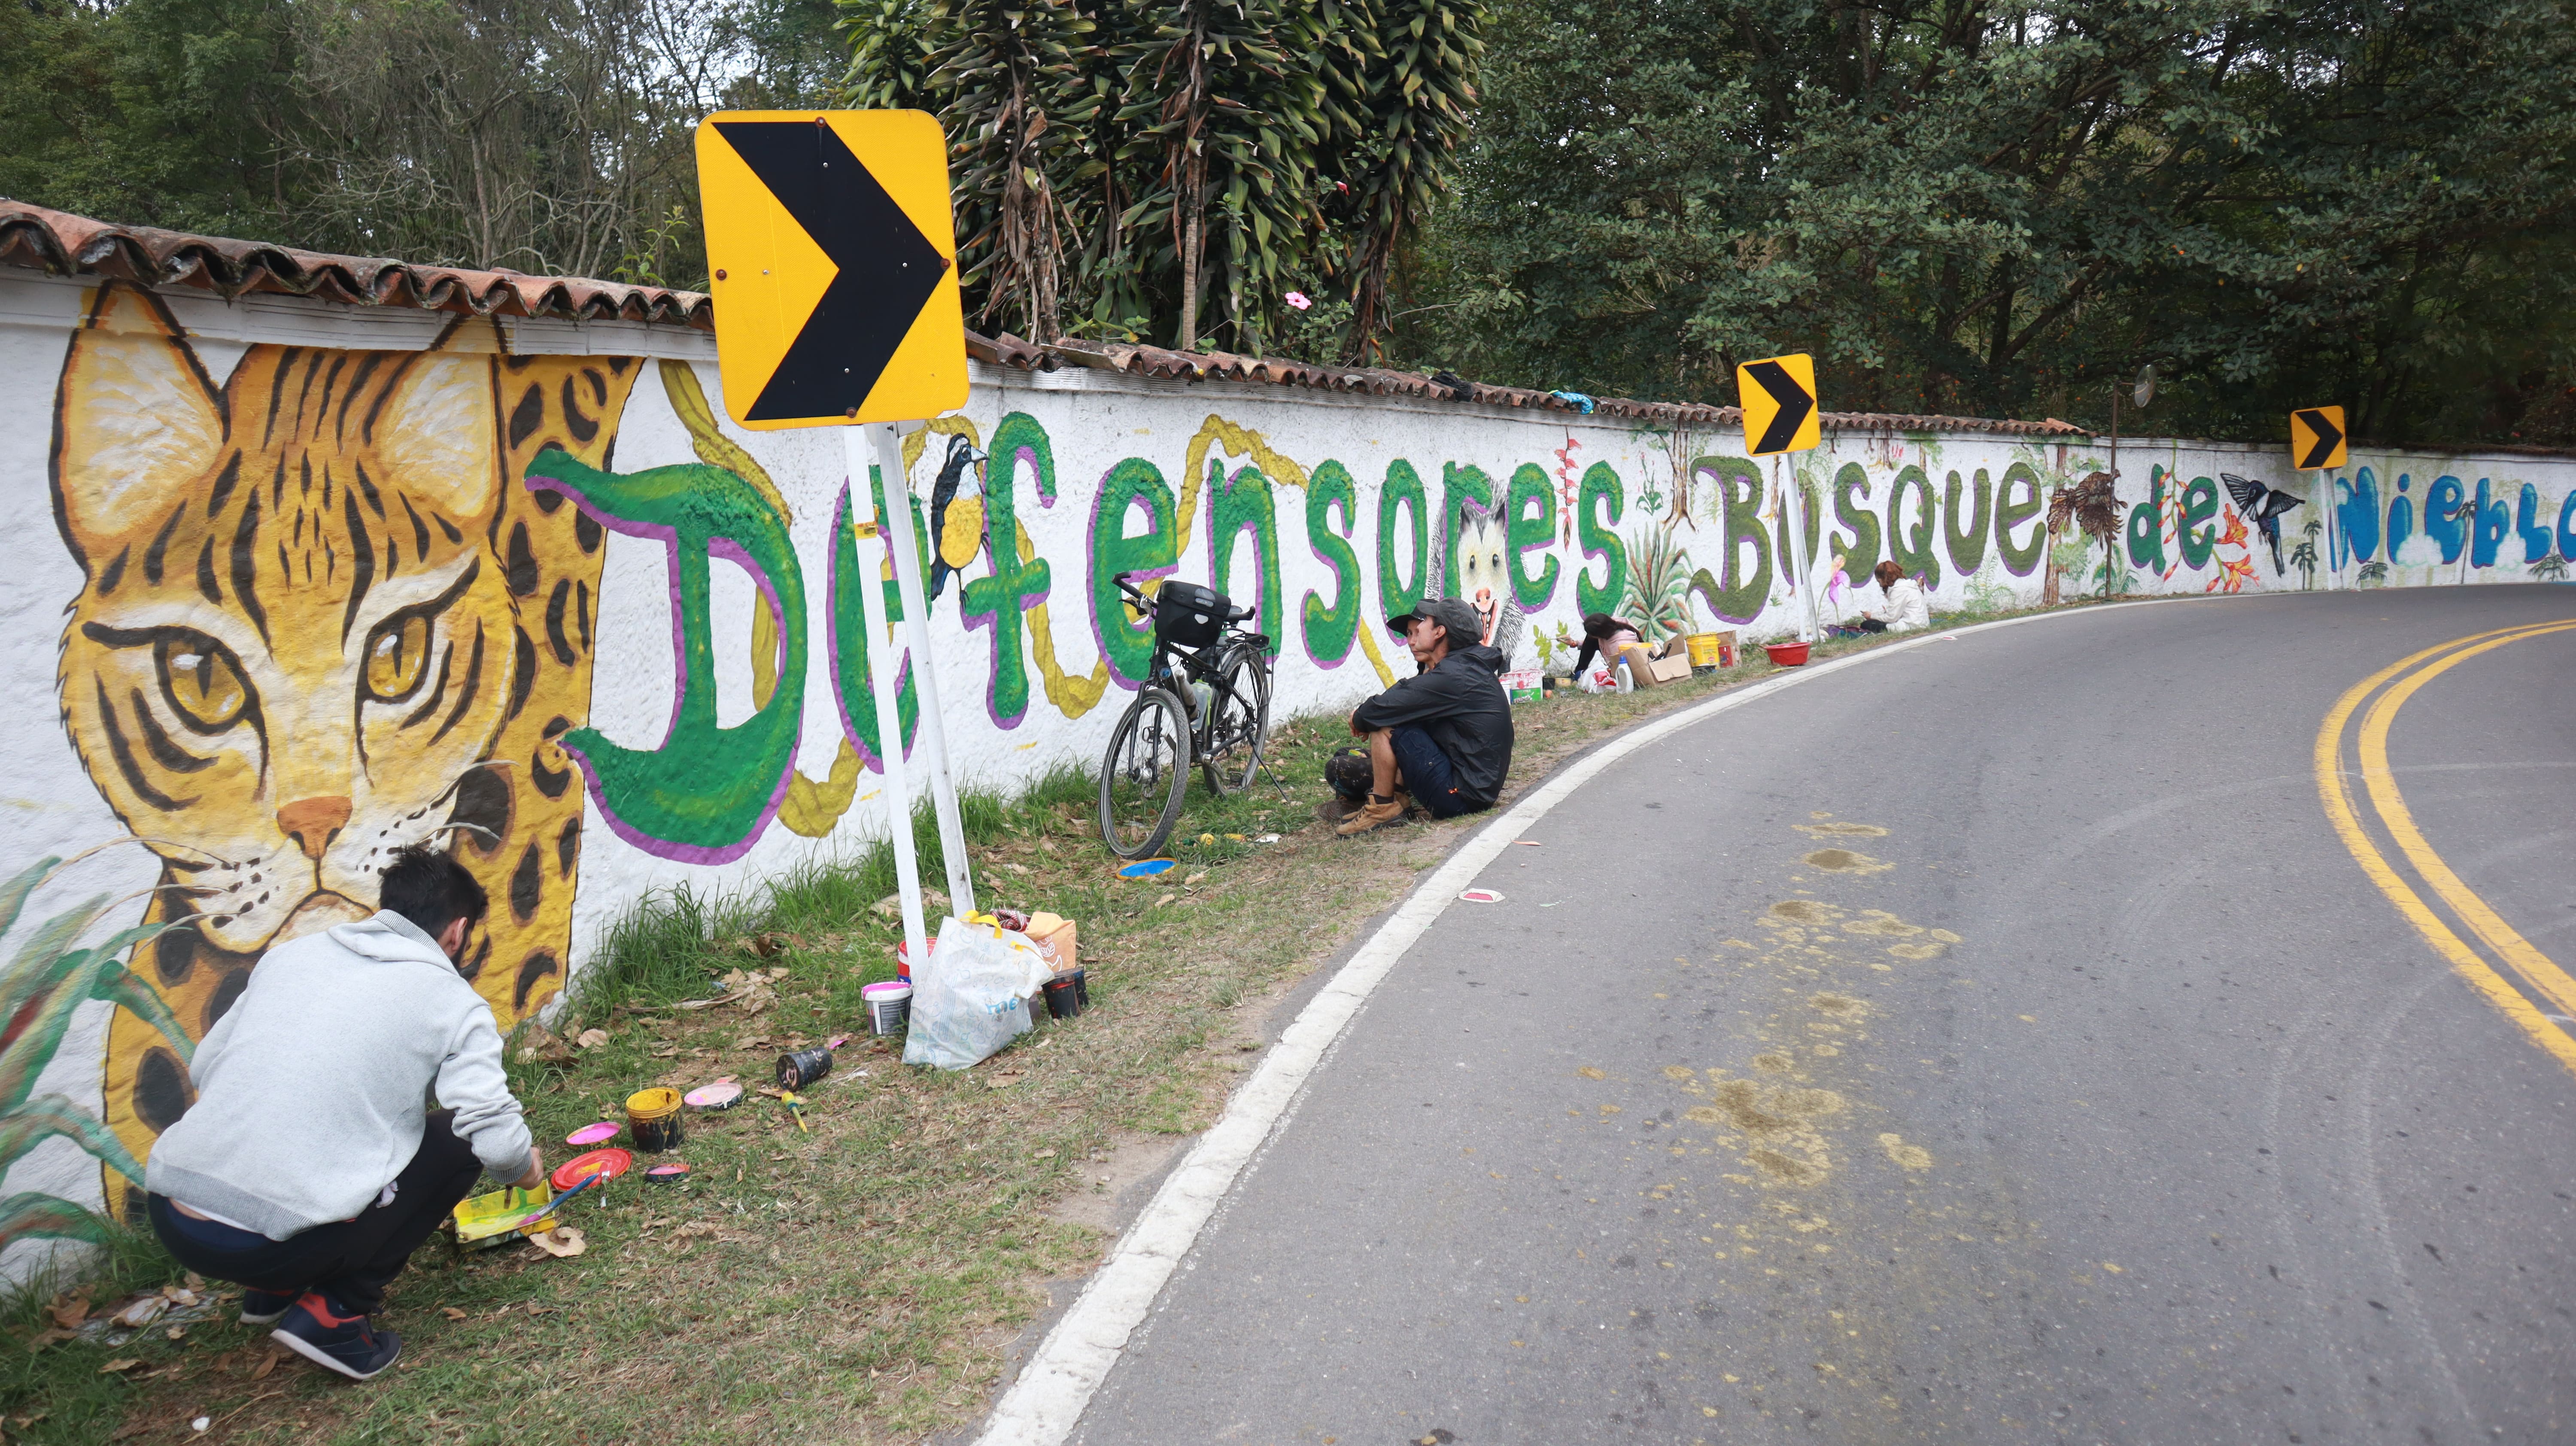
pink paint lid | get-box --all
[565,1121,621,1147]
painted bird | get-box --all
[2222,474,2305,575]
[927,432,989,602]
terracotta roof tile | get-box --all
[1008,336,2084,437]
[0,200,711,330]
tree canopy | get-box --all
[7,0,2574,445]
[1398,0,2576,447]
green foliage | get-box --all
[841,0,1486,358]
[1404,0,2576,447]
[0,855,193,1259]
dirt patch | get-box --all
[1042,1132,1190,1236]
[1768,899,1836,924]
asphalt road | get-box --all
[1066,585,2576,1446]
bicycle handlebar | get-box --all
[1112,572,1256,627]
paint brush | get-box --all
[508,1170,603,1232]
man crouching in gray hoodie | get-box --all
[145,845,541,1381]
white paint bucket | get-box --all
[863,980,913,1036]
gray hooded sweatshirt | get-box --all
[145,910,535,1239]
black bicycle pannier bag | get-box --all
[1153,580,1230,649]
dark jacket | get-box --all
[1350,643,1515,808]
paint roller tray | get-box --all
[451,1185,561,1246]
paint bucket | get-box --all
[863,981,912,1036]
[1764,640,1811,667]
[1073,970,1089,1012]
[683,1078,743,1111]
[1041,974,1082,1020]
[776,1045,834,1090]
[625,1087,686,1152]
[893,934,936,982]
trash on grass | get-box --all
[1459,888,1505,904]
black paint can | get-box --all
[1042,975,1081,1020]
[776,1045,834,1090]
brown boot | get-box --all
[1318,793,1365,823]
[1334,793,1409,837]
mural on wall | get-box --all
[2333,463,2576,583]
[31,283,636,1222]
[6,269,2572,1261]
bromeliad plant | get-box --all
[0,854,192,1254]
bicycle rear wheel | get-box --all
[1099,687,1191,859]
[1201,648,1273,796]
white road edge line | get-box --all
[972,600,2174,1446]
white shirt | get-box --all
[1860,577,1931,633]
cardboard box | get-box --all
[1616,641,1662,688]
[1025,912,1079,974]
[1500,667,1543,703]
[1643,638,1693,684]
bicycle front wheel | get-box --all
[1099,687,1191,859]
[1201,650,1273,796]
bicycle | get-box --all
[1096,572,1275,860]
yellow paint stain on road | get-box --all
[1794,821,1889,838]
[1877,1133,1933,1169]
[1804,848,1895,874]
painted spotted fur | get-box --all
[48,283,636,1218]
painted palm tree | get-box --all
[2289,516,2322,590]
[2533,551,2570,582]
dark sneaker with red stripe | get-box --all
[272,1291,401,1381]
[237,1288,295,1326]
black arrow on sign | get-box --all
[716,119,949,424]
[1744,360,1816,454]
[2293,408,2344,469]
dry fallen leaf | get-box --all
[574,1028,611,1050]
[109,1295,168,1329]
[26,1327,73,1350]
[1183,871,1209,886]
[1153,893,1176,908]
[441,1307,469,1321]
[514,1024,577,1065]
[44,1293,88,1330]
[526,1227,587,1258]
[98,1358,140,1375]
[252,1347,283,1379]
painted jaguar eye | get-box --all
[364,614,433,702]
[156,638,247,732]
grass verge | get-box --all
[3,602,2087,1443]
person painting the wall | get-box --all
[1568,612,1649,684]
[1328,597,1515,836]
[144,845,540,1382]
[1845,560,1932,634]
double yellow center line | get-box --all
[2315,620,2576,1075]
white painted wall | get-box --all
[1,267,2568,1281]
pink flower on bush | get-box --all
[1285,291,1313,311]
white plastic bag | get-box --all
[902,915,1053,1070]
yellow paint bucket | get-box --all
[625,1086,685,1152]
[1686,631,1736,669]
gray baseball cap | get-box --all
[1385,596,1484,646]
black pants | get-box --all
[148,1109,486,1315]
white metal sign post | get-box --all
[875,423,977,917]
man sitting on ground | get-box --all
[1334,597,1515,836]
[145,845,540,1382]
